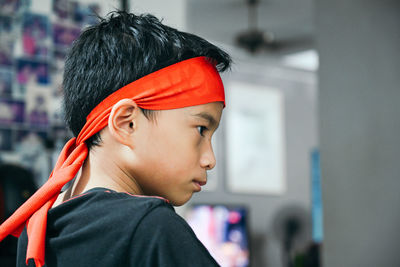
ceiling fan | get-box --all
[235,0,313,54]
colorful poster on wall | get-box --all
[21,13,51,58]
[15,58,50,99]
[0,0,29,15]
[70,1,100,26]
[16,58,50,85]
[0,15,15,67]
[225,81,286,195]
[53,0,69,19]
[53,23,81,48]
[25,83,51,127]
[0,68,13,98]
[0,0,102,178]
[53,48,67,71]
[0,99,25,124]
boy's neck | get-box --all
[54,145,144,207]
[76,149,144,195]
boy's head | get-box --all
[63,11,231,149]
[62,11,231,205]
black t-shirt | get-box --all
[17,188,219,266]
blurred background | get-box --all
[0,0,399,266]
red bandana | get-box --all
[0,56,225,266]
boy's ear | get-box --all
[107,98,139,147]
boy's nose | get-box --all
[200,143,216,170]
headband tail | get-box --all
[26,198,55,267]
[0,138,88,266]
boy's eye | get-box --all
[197,126,207,136]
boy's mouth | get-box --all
[196,180,207,186]
[193,179,207,192]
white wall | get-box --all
[317,0,400,266]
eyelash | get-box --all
[197,126,208,136]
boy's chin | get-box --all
[169,194,193,207]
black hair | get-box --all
[63,11,231,149]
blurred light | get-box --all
[282,49,319,71]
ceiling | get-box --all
[186,0,315,57]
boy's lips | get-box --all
[196,180,207,186]
[193,179,207,192]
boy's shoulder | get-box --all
[49,187,173,225]
[18,187,219,267]
[48,188,182,258]
[49,188,214,262]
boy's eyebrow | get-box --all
[192,112,219,129]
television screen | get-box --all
[184,204,250,267]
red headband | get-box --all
[0,56,225,267]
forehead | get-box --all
[183,102,223,121]
[155,102,224,125]
[185,102,224,115]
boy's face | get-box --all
[129,101,223,206]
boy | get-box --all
[0,11,231,266]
